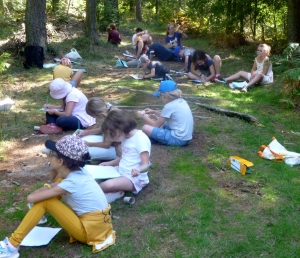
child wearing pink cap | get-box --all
[0,135,115,257]
[53,57,83,87]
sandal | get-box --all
[40,123,63,134]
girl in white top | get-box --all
[223,44,273,92]
[99,110,151,195]
[44,78,95,131]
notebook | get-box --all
[130,75,143,80]
[84,165,121,179]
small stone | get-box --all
[1,180,7,184]
[22,137,29,141]
[12,181,20,186]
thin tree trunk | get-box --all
[86,0,100,45]
[136,0,142,21]
[287,0,300,42]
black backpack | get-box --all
[23,46,44,69]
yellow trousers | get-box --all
[9,197,87,247]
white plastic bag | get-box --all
[65,48,82,59]
[0,97,15,111]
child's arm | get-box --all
[48,101,74,116]
[135,40,143,59]
[139,68,155,79]
[250,59,257,80]
[183,55,189,72]
[178,30,188,39]
[190,62,201,78]
[137,111,167,127]
[85,141,112,149]
[99,157,121,166]
[131,151,150,177]
[205,64,216,82]
[27,184,66,203]
[77,127,102,137]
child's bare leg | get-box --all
[187,72,201,80]
[142,124,155,136]
[245,73,263,88]
[99,177,135,192]
[212,55,222,75]
[225,71,248,82]
[72,70,83,87]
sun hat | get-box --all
[45,135,88,161]
[173,46,182,58]
[153,80,178,97]
[139,55,149,64]
[50,78,73,99]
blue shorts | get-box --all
[150,125,191,146]
[70,80,77,87]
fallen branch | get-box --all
[193,102,262,125]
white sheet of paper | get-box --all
[20,227,62,246]
[130,75,142,80]
[84,165,121,179]
[123,53,134,58]
[81,134,104,142]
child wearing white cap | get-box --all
[136,80,194,146]
[40,78,95,134]
[0,135,115,257]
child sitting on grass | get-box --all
[53,57,83,88]
[77,97,120,161]
[136,80,194,146]
[0,135,115,257]
[137,55,172,81]
[107,23,121,45]
[98,110,151,203]
[220,43,273,92]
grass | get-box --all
[1,22,300,257]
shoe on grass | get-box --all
[105,191,125,203]
[0,237,19,258]
[232,81,247,89]
[40,123,62,135]
[215,76,227,84]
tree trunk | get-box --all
[136,0,142,21]
[129,0,135,13]
[86,0,100,45]
[287,0,300,42]
[25,0,47,54]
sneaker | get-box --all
[105,191,125,204]
[229,82,235,89]
[241,87,248,92]
[215,76,227,84]
[27,203,47,225]
[40,123,63,135]
[232,81,247,89]
[0,237,19,258]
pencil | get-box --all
[140,163,152,173]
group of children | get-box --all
[0,26,274,257]
[124,25,273,92]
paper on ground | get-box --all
[84,165,121,179]
[40,108,64,112]
[130,75,142,80]
[123,53,134,58]
[20,226,62,246]
[191,79,202,83]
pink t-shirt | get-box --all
[66,88,95,128]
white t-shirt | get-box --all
[58,169,108,216]
[118,130,151,180]
[66,88,96,127]
[132,34,137,49]
[161,98,194,141]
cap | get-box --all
[139,55,149,64]
[153,80,178,97]
[50,78,73,99]
[45,135,88,161]
[173,46,182,57]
